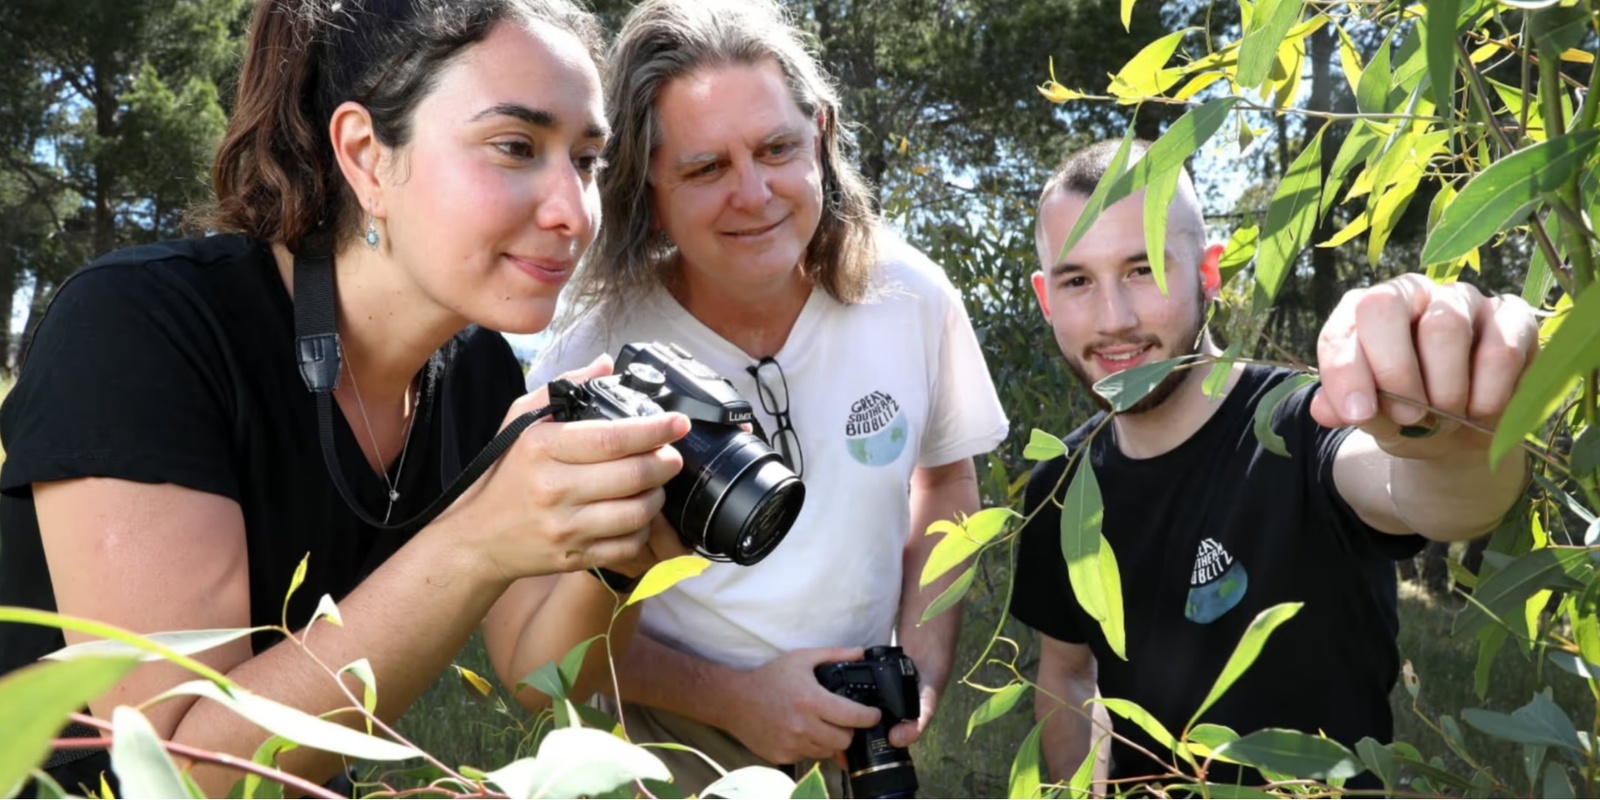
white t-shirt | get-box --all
[526,234,1009,670]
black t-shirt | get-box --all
[1009,365,1425,788]
[0,233,524,692]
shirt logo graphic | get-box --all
[844,391,908,466]
[1185,538,1248,624]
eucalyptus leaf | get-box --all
[920,521,981,588]
[967,684,1026,740]
[47,627,267,663]
[625,555,711,607]
[1255,128,1326,300]
[790,764,828,799]
[1023,429,1068,461]
[1214,728,1362,780]
[700,766,798,799]
[485,728,670,799]
[919,565,975,625]
[1009,717,1046,799]
[1423,0,1461,116]
[112,706,193,800]
[0,657,138,798]
[1462,690,1584,752]
[1237,0,1304,87]
[1354,736,1398,789]
[1091,697,1180,755]
[1189,603,1304,729]
[1455,547,1598,636]
[156,680,419,761]
[1423,130,1600,266]
[1093,356,1197,412]
[1252,374,1318,457]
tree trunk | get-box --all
[92,50,118,257]
[0,250,20,375]
[1307,25,1343,321]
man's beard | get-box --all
[1062,290,1208,416]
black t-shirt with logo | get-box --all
[1009,365,1425,788]
[0,235,525,790]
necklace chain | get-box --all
[346,360,417,525]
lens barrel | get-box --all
[662,425,804,565]
[845,722,918,799]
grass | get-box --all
[388,576,1595,797]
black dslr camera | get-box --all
[814,645,921,798]
[547,341,805,566]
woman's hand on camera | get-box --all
[437,355,690,583]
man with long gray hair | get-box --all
[519,0,1008,793]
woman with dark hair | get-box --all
[0,1,687,795]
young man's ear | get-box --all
[1200,243,1224,299]
[1030,271,1052,319]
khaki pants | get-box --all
[595,696,849,798]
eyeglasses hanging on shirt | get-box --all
[747,357,804,478]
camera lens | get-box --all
[663,427,804,566]
[845,725,917,799]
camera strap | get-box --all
[293,248,553,535]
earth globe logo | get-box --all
[845,391,908,466]
[1185,538,1248,624]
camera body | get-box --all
[548,342,805,566]
[814,645,921,799]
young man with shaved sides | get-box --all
[1008,139,1539,791]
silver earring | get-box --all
[365,214,380,250]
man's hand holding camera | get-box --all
[720,647,882,765]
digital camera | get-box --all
[814,645,921,798]
[548,341,805,566]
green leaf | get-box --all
[1188,602,1304,729]
[1188,722,1240,758]
[1532,2,1590,55]
[1547,650,1600,680]
[1024,429,1068,461]
[1110,28,1194,97]
[240,736,296,800]
[1323,120,1383,214]
[1354,736,1398,789]
[921,521,981,587]
[486,728,672,799]
[1059,463,1128,659]
[337,658,378,730]
[1252,374,1318,457]
[1010,717,1047,799]
[1474,625,1508,699]
[1456,547,1596,635]
[1203,345,1241,400]
[1055,126,1137,266]
[919,565,975,625]
[282,553,309,625]
[1544,762,1577,799]
[1423,130,1600,266]
[9,607,232,688]
[1214,728,1362,780]
[156,680,420,761]
[1120,0,1135,31]
[1356,39,1393,115]
[1066,735,1102,798]
[1093,356,1197,412]
[967,507,1021,545]
[1238,0,1304,87]
[1255,127,1326,300]
[557,635,602,698]
[1145,166,1182,296]
[112,706,193,800]
[1462,690,1584,752]
[967,684,1027,740]
[1092,697,1180,755]
[1578,578,1600,667]
[1217,225,1259,287]
[47,626,267,663]
[1491,286,1600,464]
[0,657,139,799]
[1424,0,1460,117]
[625,555,711,606]
[790,764,828,799]
[1571,425,1600,476]
[703,766,800,798]
[520,660,566,702]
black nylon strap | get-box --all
[294,249,552,535]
